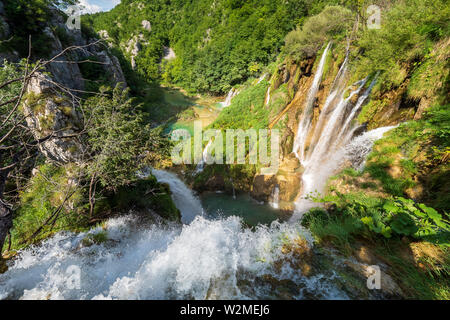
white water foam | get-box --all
[0,215,346,300]
[292,42,332,162]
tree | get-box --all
[81,85,168,218]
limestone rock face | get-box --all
[35,9,127,91]
[251,174,276,202]
[43,27,85,91]
[251,154,302,212]
[163,47,176,61]
[95,51,128,88]
[124,34,146,69]
[22,73,85,163]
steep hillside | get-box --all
[82,0,325,95]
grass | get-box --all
[301,193,450,299]
[355,104,450,210]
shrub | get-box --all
[353,0,449,92]
[9,164,87,251]
[284,6,353,60]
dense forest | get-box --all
[0,0,449,301]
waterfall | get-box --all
[0,214,349,300]
[337,74,379,143]
[152,169,204,224]
[265,87,271,106]
[270,185,280,209]
[220,88,239,107]
[230,177,237,200]
[304,78,368,168]
[290,48,396,220]
[344,125,398,171]
[305,54,349,156]
[292,42,332,162]
[257,73,267,84]
[196,140,213,173]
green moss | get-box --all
[81,230,109,247]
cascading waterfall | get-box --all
[304,78,368,167]
[265,87,271,106]
[220,88,239,107]
[344,125,398,171]
[290,48,396,220]
[337,74,379,143]
[196,140,213,173]
[0,170,347,300]
[257,73,267,84]
[270,185,280,209]
[151,169,204,224]
[292,42,332,162]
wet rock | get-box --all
[0,202,12,259]
[414,97,431,120]
[354,244,379,265]
[251,154,301,211]
[0,259,7,274]
[251,174,276,202]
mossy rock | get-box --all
[81,231,109,247]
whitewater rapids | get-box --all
[0,215,347,300]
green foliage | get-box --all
[284,5,353,60]
[9,164,87,251]
[83,85,155,189]
[302,207,364,255]
[211,80,269,130]
[2,0,76,56]
[316,192,449,242]
[81,230,109,247]
[86,0,313,94]
[352,0,450,92]
[78,56,112,92]
[102,176,181,221]
[363,105,450,210]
